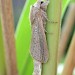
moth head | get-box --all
[40,0,49,11]
[33,0,41,8]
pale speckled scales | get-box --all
[30,1,49,63]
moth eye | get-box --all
[41,1,44,4]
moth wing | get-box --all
[30,6,36,24]
[38,17,49,63]
[30,6,39,25]
[30,20,43,62]
[30,16,49,63]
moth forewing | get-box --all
[30,0,49,63]
[30,6,36,25]
[38,15,49,63]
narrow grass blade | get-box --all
[42,0,61,75]
[0,19,6,75]
[15,0,36,74]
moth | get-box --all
[30,0,49,63]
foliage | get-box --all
[0,19,6,75]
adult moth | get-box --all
[30,0,49,63]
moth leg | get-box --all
[44,16,58,23]
[47,20,58,24]
[44,29,54,34]
[42,11,58,24]
[43,23,54,34]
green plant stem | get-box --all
[62,0,70,18]
[42,0,61,75]
[0,19,6,75]
[62,33,75,75]
[58,4,75,63]
[71,0,75,3]
[0,0,18,75]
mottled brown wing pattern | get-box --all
[30,4,49,63]
[30,18,42,62]
[38,15,49,63]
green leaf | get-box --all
[62,0,70,18]
[15,0,36,75]
[42,0,61,75]
[71,0,75,3]
[0,19,6,75]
